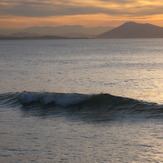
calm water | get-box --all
[0,39,163,162]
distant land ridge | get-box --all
[1,22,163,39]
[98,22,163,38]
[0,25,113,38]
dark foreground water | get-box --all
[0,39,163,162]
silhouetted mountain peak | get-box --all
[122,21,137,25]
[98,22,163,38]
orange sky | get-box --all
[0,0,163,29]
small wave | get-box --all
[0,92,162,121]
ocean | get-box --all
[0,39,163,162]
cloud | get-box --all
[98,0,137,3]
[0,0,163,18]
[0,0,163,30]
[0,1,126,17]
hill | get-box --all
[0,25,113,38]
[98,22,163,38]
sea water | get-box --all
[0,39,163,162]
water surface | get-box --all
[0,39,163,162]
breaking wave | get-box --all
[0,91,162,121]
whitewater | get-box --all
[0,39,163,162]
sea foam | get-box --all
[18,92,90,107]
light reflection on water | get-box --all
[0,105,163,163]
[0,39,163,103]
[0,39,163,162]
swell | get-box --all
[0,91,162,121]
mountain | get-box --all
[98,22,163,38]
[0,25,113,38]
[23,25,113,38]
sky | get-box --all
[0,0,163,29]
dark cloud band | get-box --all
[0,0,162,17]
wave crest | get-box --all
[18,91,90,107]
[0,91,162,121]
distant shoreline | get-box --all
[1,37,163,40]
[0,36,90,40]
[1,22,163,39]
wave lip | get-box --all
[18,91,90,107]
[18,92,39,104]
